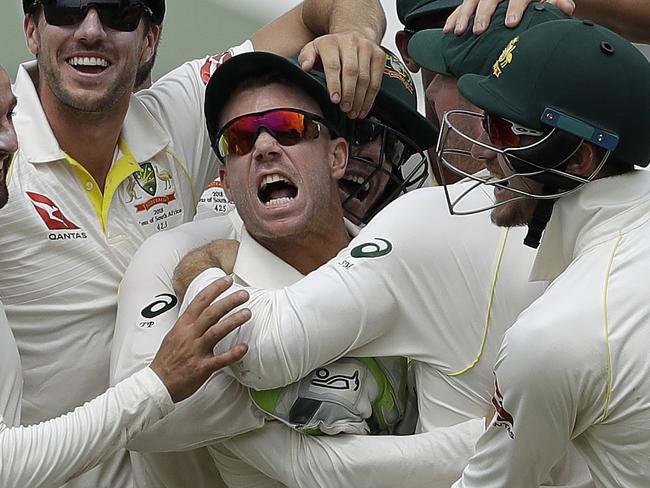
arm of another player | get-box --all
[444,0,650,42]
[251,0,387,119]
[0,278,248,488]
[173,239,240,301]
[452,325,584,487]
[221,419,485,488]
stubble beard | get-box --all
[40,56,135,113]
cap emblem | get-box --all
[492,36,519,78]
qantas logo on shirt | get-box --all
[26,192,88,241]
[27,192,80,230]
[492,373,515,439]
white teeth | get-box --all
[264,196,294,207]
[260,173,289,191]
[344,175,370,192]
[345,175,365,185]
[68,56,109,67]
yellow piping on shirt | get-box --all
[164,148,198,205]
[448,227,510,377]
[66,141,141,235]
[599,232,621,422]
[6,151,18,184]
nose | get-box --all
[252,129,282,161]
[471,129,498,165]
[74,8,108,44]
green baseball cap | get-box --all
[458,19,650,167]
[408,2,568,78]
[301,49,437,150]
[372,50,438,149]
[397,0,461,28]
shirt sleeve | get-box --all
[0,368,173,488]
[180,189,525,391]
[111,219,262,453]
[452,321,597,488]
[219,419,485,488]
[137,41,255,196]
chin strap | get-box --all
[523,186,557,249]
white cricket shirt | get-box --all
[0,302,22,429]
[186,184,547,427]
[3,41,252,488]
[455,171,650,488]
[111,213,252,488]
[0,366,172,488]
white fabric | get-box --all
[0,367,173,488]
[115,209,484,488]
[184,184,546,426]
[0,303,22,429]
[111,213,256,488]
[185,184,594,487]
[454,171,650,488]
[211,419,485,488]
[3,40,252,488]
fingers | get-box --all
[548,0,576,15]
[474,0,501,33]
[357,47,385,119]
[204,342,249,373]
[503,0,532,28]
[179,275,233,323]
[298,43,316,75]
[194,289,250,336]
[302,33,384,118]
[443,0,542,34]
[317,38,344,106]
[200,307,251,350]
[443,0,480,34]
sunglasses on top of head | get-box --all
[32,0,152,32]
[215,108,334,162]
[482,112,545,148]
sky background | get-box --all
[1,0,648,117]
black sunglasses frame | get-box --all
[34,0,152,32]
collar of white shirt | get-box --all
[531,170,650,282]
[234,218,359,289]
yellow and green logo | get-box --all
[492,36,519,78]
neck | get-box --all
[38,79,130,190]
[257,218,351,275]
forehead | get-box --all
[219,82,322,126]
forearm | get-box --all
[573,0,650,43]
[302,0,386,41]
[127,373,264,452]
[223,419,484,488]
[183,266,398,390]
[0,368,172,488]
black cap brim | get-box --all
[204,52,336,150]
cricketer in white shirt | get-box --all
[454,172,650,488]
[112,207,486,488]
[0,300,175,488]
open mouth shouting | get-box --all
[258,173,298,207]
[339,173,372,202]
[66,55,112,76]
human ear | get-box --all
[395,30,420,74]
